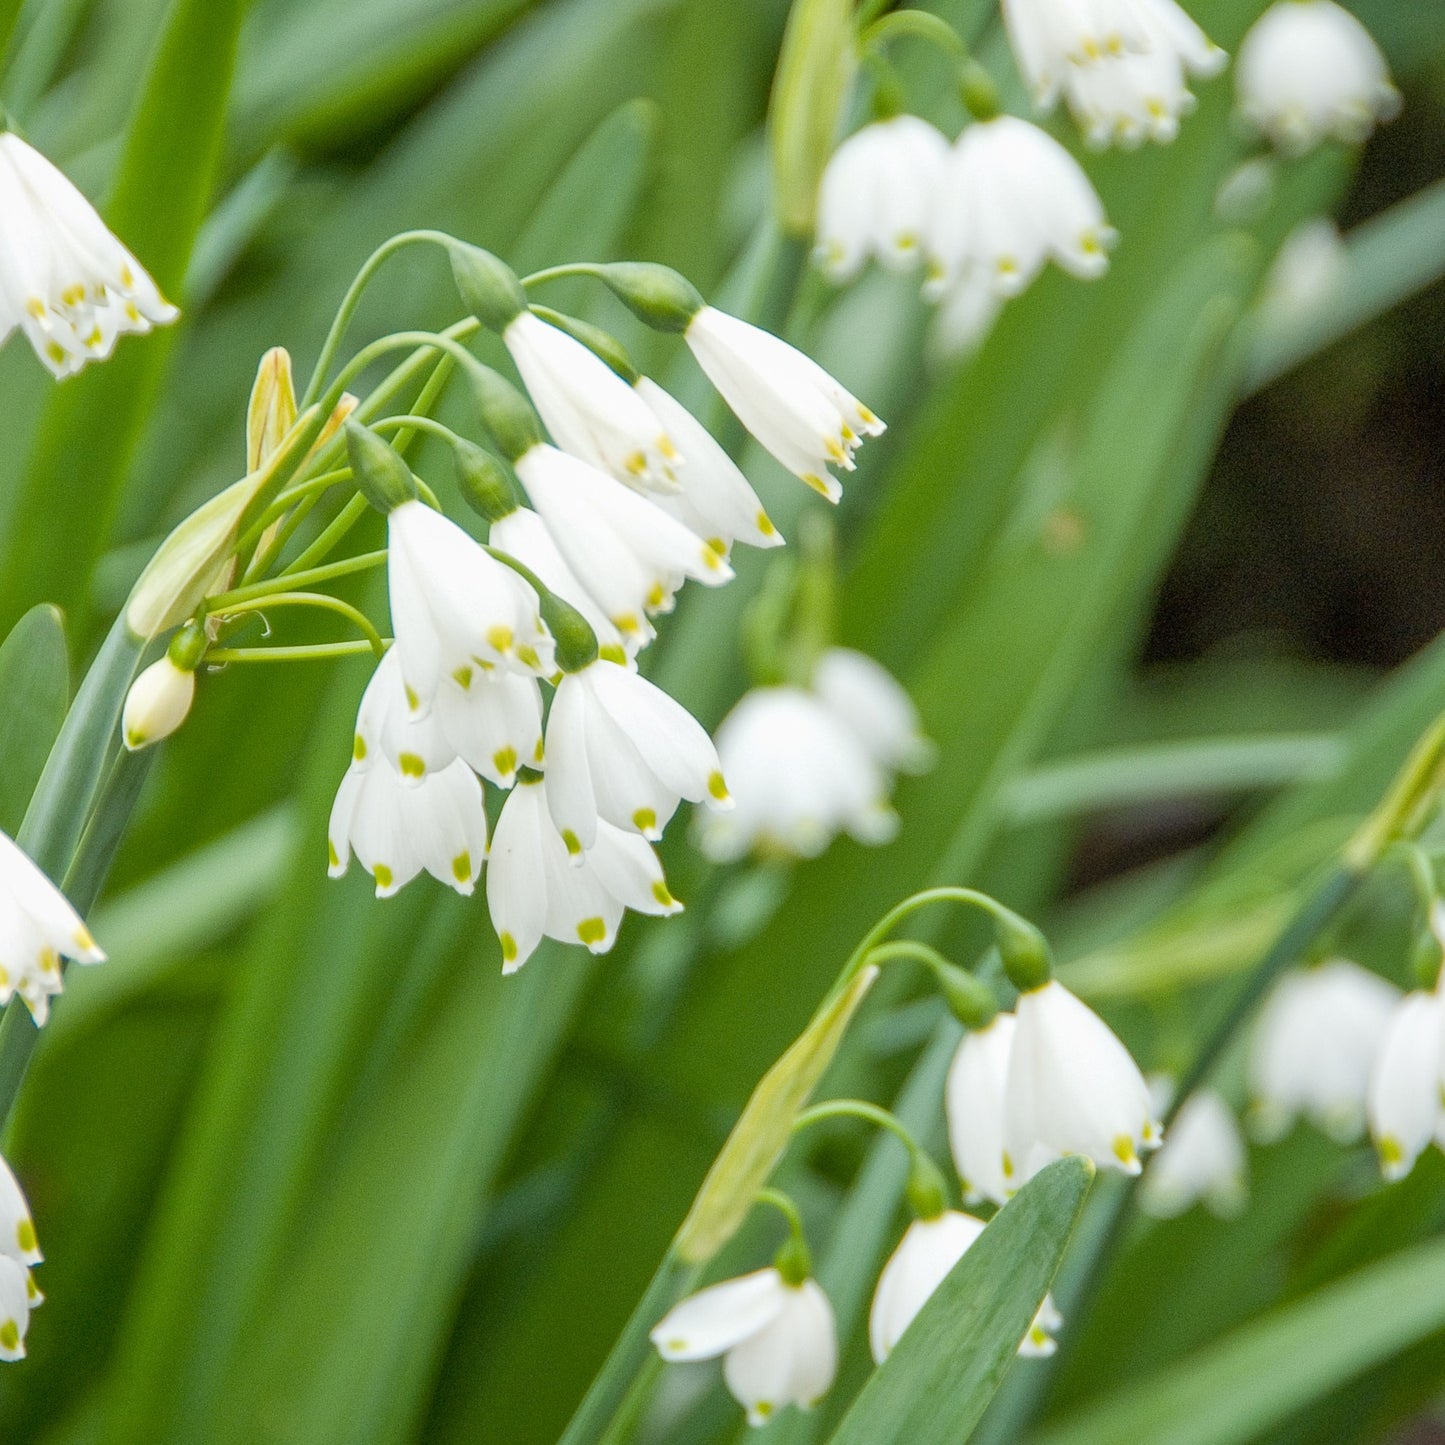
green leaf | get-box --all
[0,603,69,836]
[826,1159,1093,1445]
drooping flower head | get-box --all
[1366,989,1443,1181]
[811,646,936,777]
[1140,1083,1248,1219]
[945,1013,1017,1207]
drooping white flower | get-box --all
[503,310,678,491]
[489,504,636,659]
[514,443,730,644]
[1061,42,1207,148]
[815,116,951,282]
[924,116,1116,304]
[684,306,884,503]
[945,1014,1016,1207]
[634,378,783,556]
[812,647,935,776]
[544,658,729,854]
[1237,0,1399,155]
[0,830,106,1027]
[0,1157,40,1272]
[929,269,1006,361]
[486,774,680,970]
[695,686,897,864]
[0,131,178,379]
[870,1211,1061,1363]
[0,1257,31,1362]
[327,756,487,898]
[387,499,553,716]
[1004,980,1160,1185]
[1139,1084,1248,1219]
[651,1268,837,1428]
[1248,960,1399,1144]
[1366,990,1442,1181]
[122,655,196,751]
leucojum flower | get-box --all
[0,128,177,377]
[1367,986,1444,1182]
[0,1153,41,1361]
[1140,1081,1249,1220]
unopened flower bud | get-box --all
[593,262,705,333]
[449,243,527,331]
[246,347,298,472]
[468,365,545,465]
[452,440,518,525]
[344,420,418,514]
[123,656,196,751]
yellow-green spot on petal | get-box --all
[16,1221,35,1255]
[801,473,833,499]
[493,746,518,778]
[533,738,546,763]
[895,232,918,252]
[1002,1151,1015,1180]
[404,683,420,712]
[706,537,727,556]
[577,917,606,946]
[487,625,514,654]
[24,1276,39,1302]
[0,967,9,989]
[665,1337,688,1354]
[701,546,725,572]
[452,852,472,884]
[517,644,540,669]
[757,511,777,538]
[46,341,66,366]
[658,435,679,461]
[755,1403,773,1420]
[646,583,666,610]
[616,612,642,635]
[500,932,518,963]
[625,451,647,476]
[398,752,425,779]
[652,881,676,908]
[599,643,627,665]
[453,666,474,690]
[1112,1134,1139,1168]
[707,771,730,803]
[1379,1135,1404,1167]
[633,808,657,833]
[1030,1325,1048,1347]
[74,926,97,955]
[0,1321,18,1351]
[327,840,340,869]
[353,733,367,762]
[374,864,394,890]
[824,437,847,464]
[39,949,58,977]
[562,830,582,858]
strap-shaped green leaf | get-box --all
[825,1158,1093,1445]
[0,603,69,837]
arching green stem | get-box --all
[793,1099,949,1219]
[206,551,388,612]
[216,592,386,659]
[206,641,380,665]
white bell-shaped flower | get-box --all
[0,830,106,1028]
[0,131,178,379]
[0,1156,39,1272]
[0,1256,31,1361]
[634,378,783,556]
[514,443,730,643]
[544,658,729,854]
[1062,42,1204,148]
[351,648,455,784]
[387,499,553,715]
[1237,0,1399,154]
[812,646,935,776]
[486,774,680,971]
[1139,1085,1248,1219]
[327,756,487,898]
[683,306,884,503]
[925,116,1116,304]
[1366,990,1443,1181]
[489,505,636,659]
[929,269,1005,360]
[815,116,951,282]
[122,656,196,751]
[695,686,897,863]
[945,1013,1016,1207]
[651,1268,838,1428]
[870,1211,1060,1362]
[1248,960,1399,1144]
[503,310,678,491]
[1004,980,1160,1185]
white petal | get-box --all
[946,1014,1016,1206]
[870,1213,983,1363]
[723,1279,837,1425]
[811,647,935,774]
[650,1268,790,1362]
[0,1156,39,1269]
[1367,991,1442,1181]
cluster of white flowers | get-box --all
[327,303,886,970]
[0,1155,42,1361]
[697,647,934,863]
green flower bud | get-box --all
[996,910,1054,993]
[592,262,704,334]
[540,592,599,675]
[468,365,544,464]
[449,243,527,331]
[935,963,1000,1032]
[904,1151,950,1222]
[344,420,419,514]
[452,439,518,524]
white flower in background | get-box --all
[544,657,729,854]
[812,647,936,776]
[0,1157,40,1272]
[815,116,951,282]
[945,1013,1016,1207]
[122,655,196,751]
[0,130,178,379]
[695,687,897,864]
[1061,43,1207,148]
[684,306,884,503]
[503,310,678,491]
[489,505,636,660]
[1366,990,1442,1181]
[387,499,554,715]
[651,1268,838,1427]
[634,378,783,556]
[1140,1084,1248,1219]
[929,271,1006,361]
[1237,0,1399,154]
[0,1257,31,1361]
[1257,219,1347,327]
[870,1211,1061,1362]
[514,443,730,643]
[1248,960,1399,1143]
[924,117,1115,306]
[327,756,487,898]
[486,775,680,970]
[1004,980,1160,1185]
[0,830,106,1027]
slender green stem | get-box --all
[207,551,387,611]
[755,1186,807,1241]
[238,468,353,552]
[521,262,607,289]
[595,1356,665,1445]
[793,1098,926,1156]
[301,229,460,408]
[861,7,969,62]
[372,414,473,455]
[206,641,380,665]
[218,593,387,658]
[320,330,488,421]
[243,491,325,584]
[282,495,372,578]
[351,319,479,426]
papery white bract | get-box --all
[0,830,106,1027]
[0,132,178,379]
[925,116,1116,304]
[1237,0,1399,154]
[1140,1086,1248,1219]
[684,306,884,503]
[651,1268,838,1427]
[503,310,678,491]
[946,1013,1016,1207]
[544,658,729,854]
[514,443,730,643]
[695,686,897,864]
[815,116,951,282]
[1248,960,1399,1144]
[870,1211,1060,1362]
[1004,980,1160,1185]
[812,647,935,776]
[387,499,554,716]
[327,756,486,897]
[486,774,680,971]
[635,378,783,556]
[1366,990,1442,1181]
